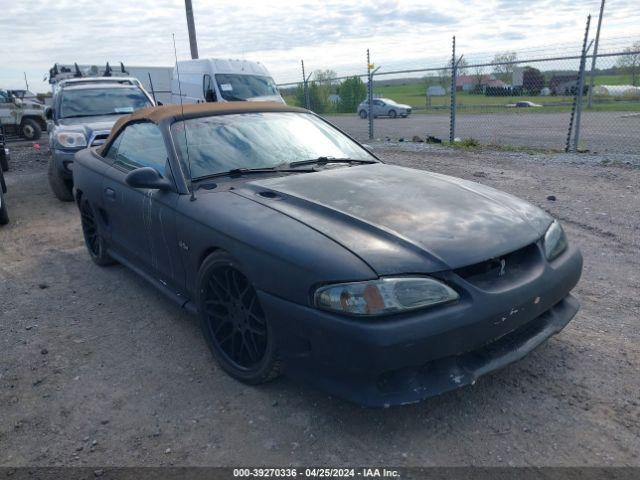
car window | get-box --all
[59,87,152,118]
[214,74,279,101]
[171,112,377,179]
[373,100,383,106]
[103,134,123,162]
[203,74,216,102]
[113,122,167,173]
[0,91,10,103]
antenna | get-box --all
[173,33,196,201]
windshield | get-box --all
[59,88,152,118]
[171,112,377,179]
[215,74,280,101]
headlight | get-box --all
[314,277,459,317]
[55,132,87,149]
[544,220,568,261]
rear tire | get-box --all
[0,189,9,225]
[359,110,367,119]
[80,199,115,266]
[20,119,42,141]
[197,251,282,385]
[48,158,74,201]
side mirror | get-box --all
[125,167,172,191]
[45,107,53,120]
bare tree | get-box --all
[473,66,485,89]
[456,58,469,76]
[617,41,640,86]
[439,64,451,88]
[492,52,518,83]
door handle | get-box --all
[104,187,116,200]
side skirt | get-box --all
[107,248,196,314]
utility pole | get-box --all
[185,0,199,59]
[587,0,605,108]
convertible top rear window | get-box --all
[171,112,376,179]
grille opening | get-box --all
[454,243,540,289]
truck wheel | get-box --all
[21,119,42,141]
[0,189,9,225]
[0,152,8,172]
[48,158,74,201]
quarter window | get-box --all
[113,123,168,173]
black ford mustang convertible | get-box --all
[73,102,582,406]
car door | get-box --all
[372,99,385,116]
[101,122,186,292]
[0,91,14,126]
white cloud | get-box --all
[0,0,637,91]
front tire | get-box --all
[359,110,368,119]
[197,251,282,385]
[20,119,42,141]
[80,199,115,266]
[0,189,9,225]
[388,109,397,119]
[0,151,8,172]
[48,158,74,201]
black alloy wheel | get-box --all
[80,200,114,266]
[198,252,281,384]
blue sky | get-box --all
[0,0,638,92]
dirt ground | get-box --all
[0,140,638,467]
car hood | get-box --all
[56,115,123,132]
[235,163,552,274]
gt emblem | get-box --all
[498,258,506,277]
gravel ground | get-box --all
[0,140,639,467]
[326,111,640,154]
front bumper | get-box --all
[51,149,77,180]
[259,244,582,407]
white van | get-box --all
[171,58,285,104]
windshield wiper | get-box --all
[194,165,315,181]
[288,157,377,168]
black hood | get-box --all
[235,164,553,274]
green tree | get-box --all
[336,76,366,113]
[522,67,545,95]
[313,69,337,112]
[618,41,640,86]
[293,81,330,113]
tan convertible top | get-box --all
[100,102,307,154]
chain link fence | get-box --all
[278,31,640,154]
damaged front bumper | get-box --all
[259,243,583,407]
